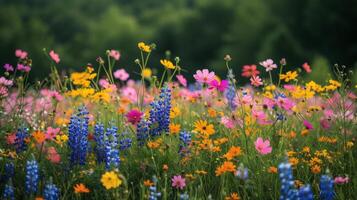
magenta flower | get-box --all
[209,79,228,92]
[254,137,272,155]
[259,59,277,72]
[15,49,28,59]
[3,64,14,72]
[171,175,186,190]
[303,120,313,130]
[125,109,143,125]
[193,69,215,84]
[46,127,60,140]
[176,75,187,87]
[109,50,120,60]
[250,76,263,87]
[334,176,349,185]
[49,50,60,63]
[17,64,31,72]
[114,69,129,81]
[320,119,331,130]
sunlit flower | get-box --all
[302,62,311,73]
[215,161,236,176]
[138,42,151,53]
[142,68,152,78]
[101,171,122,190]
[176,75,187,87]
[279,71,298,82]
[259,59,277,72]
[193,69,215,84]
[125,109,143,125]
[160,59,175,69]
[254,137,272,155]
[194,120,215,136]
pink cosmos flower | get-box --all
[284,84,296,92]
[334,176,349,184]
[259,59,277,72]
[3,64,14,72]
[125,109,143,125]
[109,50,120,60]
[46,127,60,140]
[99,79,110,88]
[193,69,215,84]
[250,76,263,87]
[254,137,272,155]
[176,75,187,87]
[47,147,61,164]
[6,133,16,144]
[276,97,295,111]
[49,50,60,63]
[320,119,331,130]
[171,175,186,190]
[121,87,138,103]
[241,64,260,78]
[40,89,63,101]
[15,49,28,59]
[302,62,311,73]
[0,77,13,86]
[0,86,8,97]
[209,79,228,92]
[114,69,129,81]
[303,120,313,130]
[17,64,31,72]
[263,97,276,109]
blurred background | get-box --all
[0,0,356,83]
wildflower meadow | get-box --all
[0,43,356,200]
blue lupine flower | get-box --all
[278,161,298,200]
[104,124,120,169]
[94,122,106,163]
[25,159,39,194]
[148,85,171,136]
[298,185,314,200]
[179,130,191,156]
[277,113,286,121]
[137,119,150,146]
[15,127,29,153]
[320,175,334,200]
[149,176,161,200]
[3,183,15,200]
[44,182,60,200]
[225,85,236,110]
[68,106,89,166]
[180,192,189,200]
[119,138,132,150]
[2,162,15,182]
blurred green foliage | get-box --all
[0,0,356,80]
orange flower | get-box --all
[35,197,44,200]
[74,183,90,193]
[143,179,154,187]
[162,164,169,172]
[223,146,242,160]
[32,131,46,144]
[215,161,236,176]
[268,166,278,174]
[225,192,240,200]
[169,123,181,135]
[311,165,321,174]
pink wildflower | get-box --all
[47,147,61,164]
[193,69,215,84]
[3,64,14,72]
[303,120,313,130]
[334,176,349,185]
[114,69,129,81]
[176,75,187,87]
[241,64,260,78]
[302,62,312,73]
[49,50,60,63]
[209,79,228,92]
[171,175,186,190]
[17,64,31,72]
[15,49,28,59]
[254,137,272,155]
[109,50,120,60]
[121,87,138,103]
[250,76,263,87]
[46,127,60,140]
[259,59,277,72]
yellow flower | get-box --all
[101,171,122,190]
[194,120,215,136]
[70,67,97,88]
[279,71,298,82]
[147,138,162,149]
[265,84,276,91]
[160,59,175,70]
[170,107,181,118]
[142,68,152,78]
[138,42,151,53]
[169,123,181,135]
